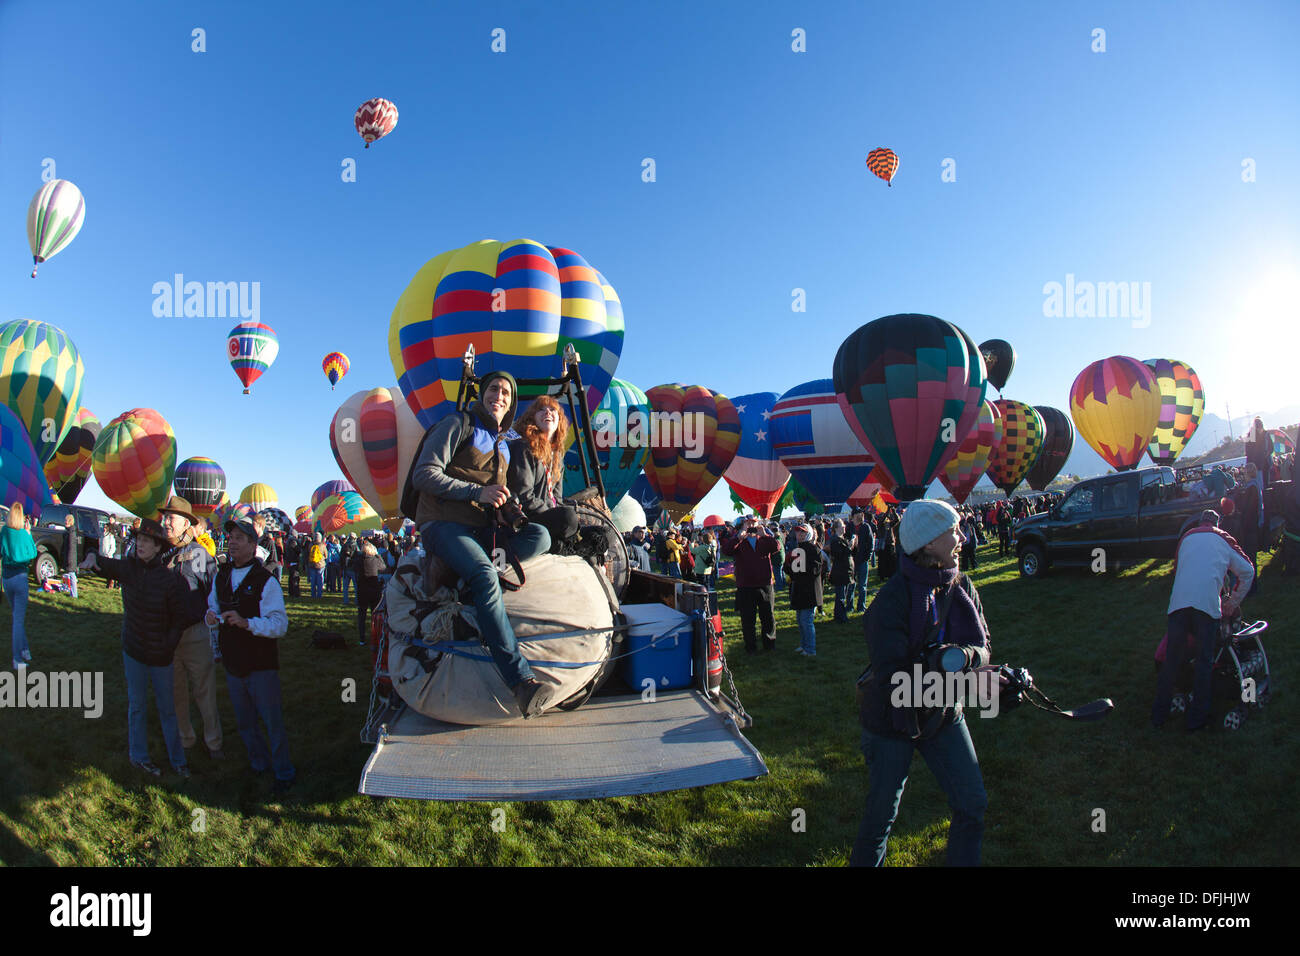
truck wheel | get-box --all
[1018,544,1047,579]
[34,551,59,585]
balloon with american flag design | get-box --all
[768,379,876,508]
[722,392,791,519]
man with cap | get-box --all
[157,495,223,760]
[404,371,555,718]
[721,516,780,653]
[626,526,652,572]
[81,518,192,779]
[205,516,294,792]
[1152,509,1254,732]
[851,499,992,866]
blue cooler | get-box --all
[621,603,694,691]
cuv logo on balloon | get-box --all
[151,274,261,322]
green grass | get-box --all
[1,545,1296,866]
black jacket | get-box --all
[828,535,855,586]
[784,543,825,610]
[97,554,186,666]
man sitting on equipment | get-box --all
[407,371,555,718]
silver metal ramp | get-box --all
[358,690,768,801]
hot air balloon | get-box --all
[295,505,312,525]
[702,515,725,528]
[322,351,350,390]
[627,471,663,529]
[226,321,278,394]
[311,479,354,513]
[210,492,233,529]
[314,491,381,534]
[722,392,792,519]
[767,380,877,508]
[1267,429,1295,456]
[562,378,650,507]
[27,180,85,277]
[787,474,824,516]
[1143,359,1205,466]
[259,507,294,532]
[866,147,899,186]
[0,318,85,465]
[329,387,425,528]
[642,384,740,522]
[238,483,278,512]
[173,456,227,519]
[0,404,52,517]
[91,408,177,518]
[984,400,1045,497]
[1024,406,1074,491]
[978,339,1016,392]
[833,315,988,501]
[1069,357,1162,472]
[42,407,100,504]
[610,494,646,535]
[939,400,1003,504]
[355,97,398,147]
[389,239,623,430]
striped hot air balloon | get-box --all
[330,387,425,528]
[322,351,350,390]
[226,321,278,394]
[562,378,650,508]
[389,239,624,430]
[833,315,988,501]
[985,400,1045,497]
[295,505,312,524]
[1025,406,1075,491]
[210,492,234,529]
[768,380,877,508]
[642,384,740,522]
[311,479,354,513]
[865,147,899,186]
[27,180,86,277]
[0,319,85,466]
[316,490,382,534]
[1070,357,1162,472]
[0,404,52,517]
[173,457,227,518]
[939,400,1003,504]
[91,408,177,518]
[43,407,100,504]
[238,483,278,512]
[355,97,398,147]
[722,392,792,518]
[1143,359,1205,466]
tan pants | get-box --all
[172,624,222,751]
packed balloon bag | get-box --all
[383,550,621,725]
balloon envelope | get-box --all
[238,483,278,512]
[978,339,1016,392]
[1025,406,1074,491]
[315,491,381,534]
[311,479,354,513]
[939,400,1003,504]
[610,494,647,535]
[642,384,740,522]
[91,408,177,518]
[866,147,899,185]
[227,321,278,394]
[388,239,623,430]
[1070,357,1161,471]
[833,315,987,502]
[259,507,294,532]
[563,378,650,508]
[322,352,350,390]
[0,404,52,517]
[27,180,85,276]
[173,456,227,518]
[355,97,398,147]
[768,379,876,508]
[330,387,424,525]
[1143,359,1205,466]
[985,400,1045,497]
[722,392,792,519]
[43,407,100,504]
[627,472,663,529]
[1267,428,1295,456]
[0,318,86,466]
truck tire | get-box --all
[1018,543,1047,579]
[34,550,59,585]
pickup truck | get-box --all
[1014,466,1207,578]
[30,503,115,584]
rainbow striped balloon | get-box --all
[388,239,624,430]
[311,479,354,513]
[43,407,100,504]
[315,490,382,534]
[322,351,350,390]
[1143,359,1205,466]
[0,318,85,466]
[174,456,227,518]
[642,384,740,522]
[329,387,424,527]
[1070,357,1161,472]
[91,408,177,518]
[0,404,52,517]
[295,505,312,524]
[939,400,1003,504]
[985,400,1045,497]
[227,321,278,394]
[27,180,86,277]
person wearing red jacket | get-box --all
[721,517,779,653]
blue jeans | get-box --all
[4,571,29,662]
[667,564,680,579]
[772,563,786,589]
[421,519,551,688]
[225,669,294,781]
[1152,607,1218,729]
[853,563,870,611]
[850,714,987,867]
[122,650,187,770]
[796,608,816,654]
[309,568,324,598]
[342,568,355,603]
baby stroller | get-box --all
[1154,608,1272,731]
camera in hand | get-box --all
[495,493,529,532]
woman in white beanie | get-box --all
[850,499,992,867]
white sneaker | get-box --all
[12,659,24,669]
[794,647,806,655]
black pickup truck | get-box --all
[1014,466,1207,578]
[30,503,115,584]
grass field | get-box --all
[1,543,1296,867]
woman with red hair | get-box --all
[509,396,580,547]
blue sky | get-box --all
[2,0,1297,521]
